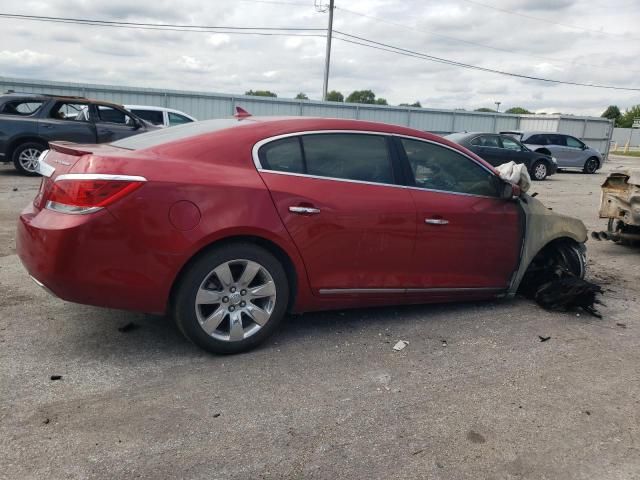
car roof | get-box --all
[112,116,481,156]
[1,92,126,109]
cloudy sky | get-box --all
[1,0,639,115]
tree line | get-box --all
[244,90,640,123]
[601,105,640,128]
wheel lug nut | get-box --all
[240,289,247,296]
[240,301,246,307]
[230,286,236,293]
[229,306,235,312]
[222,297,229,303]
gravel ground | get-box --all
[1,156,639,479]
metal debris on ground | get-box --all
[616,323,627,328]
[392,340,408,351]
[50,375,62,381]
[538,336,551,342]
[118,322,140,333]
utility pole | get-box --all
[320,0,335,101]
[495,101,501,113]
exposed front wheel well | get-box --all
[168,235,298,314]
[535,148,552,156]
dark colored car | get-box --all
[445,132,557,180]
[0,93,156,174]
[17,116,587,354]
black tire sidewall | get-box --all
[12,142,46,175]
[173,243,289,354]
[584,157,599,174]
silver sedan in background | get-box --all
[501,131,604,174]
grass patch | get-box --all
[610,150,640,158]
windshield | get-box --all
[111,118,244,150]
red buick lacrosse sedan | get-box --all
[17,114,587,354]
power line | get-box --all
[0,13,325,32]
[332,31,640,92]
[335,5,639,74]
[459,0,623,37]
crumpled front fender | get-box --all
[507,195,588,296]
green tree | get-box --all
[618,105,640,128]
[505,107,532,114]
[601,105,621,125]
[374,98,388,105]
[346,89,376,104]
[245,90,277,97]
[295,92,309,100]
[474,107,495,112]
[326,90,344,102]
[399,101,422,107]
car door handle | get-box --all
[289,206,320,214]
[425,218,449,225]
[41,124,53,129]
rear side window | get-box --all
[301,134,393,184]
[131,109,164,125]
[1,100,44,116]
[258,137,304,174]
[400,138,499,197]
[547,134,566,146]
[96,106,132,125]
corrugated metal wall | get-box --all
[611,128,640,148]
[0,76,613,155]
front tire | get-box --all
[530,160,548,181]
[12,142,46,175]
[583,157,599,174]
[173,243,289,354]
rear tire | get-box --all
[173,243,289,354]
[583,157,599,174]
[12,142,46,176]
[530,160,548,180]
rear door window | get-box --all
[49,102,89,122]
[547,134,566,146]
[1,100,44,116]
[527,134,547,145]
[301,134,394,184]
[400,138,499,197]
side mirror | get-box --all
[501,182,521,200]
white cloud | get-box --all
[0,0,638,115]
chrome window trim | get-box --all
[252,130,501,199]
[319,287,505,295]
[54,174,147,182]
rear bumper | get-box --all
[16,203,175,314]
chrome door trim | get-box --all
[319,287,505,295]
[289,206,320,214]
[54,173,148,182]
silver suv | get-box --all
[501,131,603,174]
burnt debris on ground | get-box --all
[519,242,603,318]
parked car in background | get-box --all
[124,105,196,128]
[445,132,557,180]
[0,93,156,174]
[501,131,603,174]
[17,115,588,354]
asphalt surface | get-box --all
[1,156,639,479]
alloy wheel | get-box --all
[195,259,277,342]
[534,162,547,180]
[585,158,598,174]
[18,148,42,173]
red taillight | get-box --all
[45,175,145,214]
